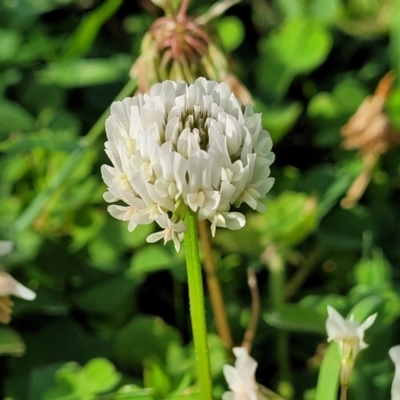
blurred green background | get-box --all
[1,0,400,399]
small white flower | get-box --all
[101,78,274,251]
[326,305,376,360]
[326,305,376,386]
[223,347,266,400]
[389,345,400,400]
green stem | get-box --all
[184,210,213,400]
[14,78,137,232]
[265,246,293,400]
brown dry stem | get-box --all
[198,220,233,349]
[241,268,260,353]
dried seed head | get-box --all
[341,71,400,157]
[340,71,400,208]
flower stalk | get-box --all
[184,210,213,400]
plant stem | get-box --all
[263,246,293,400]
[198,220,232,349]
[340,385,347,400]
[14,78,137,232]
[241,268,260,352]
[184,210,213,400]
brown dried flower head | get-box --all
[340,71,400,208]
[341,71,400,157]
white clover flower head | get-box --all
[389,345,400,400]
[326,305,377,360]
[222,347,266,400]
[101,78,274,252]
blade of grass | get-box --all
[315,342,340,400]
[63,0,123,59]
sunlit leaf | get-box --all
[82,358,121,394]
[258,18,332,98]
[217,16,245,52]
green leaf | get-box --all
[82,358,121,394]
[121,224,154,248]
[349,295,385,322]
[0,29,22,62]
[0,326,25,356]
[308,92,341,119]
[0,130,80,153]
[63,0,123,59]
[315,342,341,400]
[263,303,326,334]
[165,393,200,400]
[42,363,81,400]
[308,0,340,22]
[252,191,318,248]
[144,358,172,397]
[43,358,120,399]
[390,2,400,76]
[386,88,400,130]
[113,386,155,400]
[37,56,131,87]
[257,101,302,143]
[309,79,367,120]
[300,165,355,219]
[319,206,373,249]
[113,316,182,371]
[348,294,398,329]
[129,245,174,277]
[258,19,332,98]
[217,16,245,52]
[354,250,393,289]
[71,276,137,315]
[0,100,35,134]
[280,19,332,72]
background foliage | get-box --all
[1,0,400,399]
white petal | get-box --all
[360,313,377,330]
[0,272,36,300]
